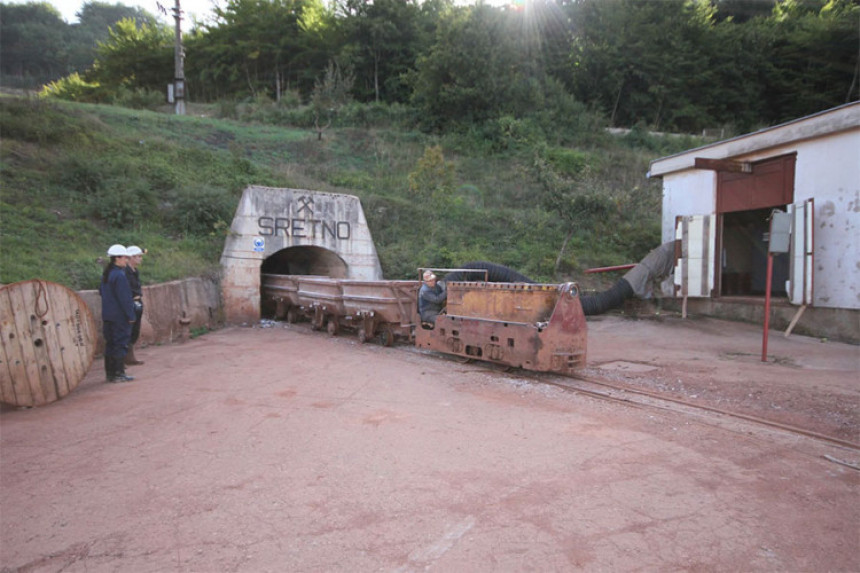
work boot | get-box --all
[125,344,144,366]
[112,356,135,383]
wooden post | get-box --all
[784,304,807,337]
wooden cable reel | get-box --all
[0,280,98,407]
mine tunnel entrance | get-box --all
[261,246,349,277]
[259,246,348,318]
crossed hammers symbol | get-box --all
[297,196,314,216]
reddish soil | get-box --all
[1,315,857,572]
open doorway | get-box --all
[720,208,788,297]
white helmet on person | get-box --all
[107,244,128,257]
[126,245,143,256]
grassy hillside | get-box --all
[0,96,703,292]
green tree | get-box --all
[311,59,354,139]
[338,0,430,103]
[188,0,334,101]
[757,0,860,123]
[568,0,717,131]
[89,17,172,92]
[411,4,526,131]
[67,1,156,72]
[533,146,614,273]
[407,145,455,241]
[0,2,69,87]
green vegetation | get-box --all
[3,0,857,135]
[0,96,699,291]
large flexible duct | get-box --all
[621,241,676,299]
[580,278,635,316]
[448,241,676,317]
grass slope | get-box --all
[1,96,699,292]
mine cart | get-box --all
[295,276,346,334]
[341,280,421,345]
[414,281,587,376]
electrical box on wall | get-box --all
[769,211,791,254]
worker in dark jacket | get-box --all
[100,244,136,383]
[418,270,447,325]
[124,245,145,366]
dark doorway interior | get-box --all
[721,208,788,297]
[260,246,348,277]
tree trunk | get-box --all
[374,52,380,103]
[554,228,575,274]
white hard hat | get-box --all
[126,246,143,256]
[107,244,128,257]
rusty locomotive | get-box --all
[261,269,588,377]
[261,243,675,377]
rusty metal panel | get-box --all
[341,280,420,326]
[415,282,587,376]
[261,274,301,307]
[447,282,560,323]
[296,276,345,315]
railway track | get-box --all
[404,345,860,455]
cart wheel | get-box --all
[286,307,299,324]
[327,319,339,336]
[379,328,395,347]
[357,327,368,344]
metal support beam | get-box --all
[694,157,752,173]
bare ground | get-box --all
[1,315,857,572]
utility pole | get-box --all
[172,0,185,115]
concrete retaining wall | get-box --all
[660,297,859,344]
[79,277,223,353]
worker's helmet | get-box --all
[107,244,128,257]
[126,246,143,256]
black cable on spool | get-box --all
[580,278,634,316]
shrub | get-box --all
[166,184,236,235]
[90,180,149,227]
[114,86,165,110]
[545,147,589,178]
[41,73,111,104]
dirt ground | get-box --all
[1,314,858,572]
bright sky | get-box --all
[11,0,507,30]
[10,0,221,29]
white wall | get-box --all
[660,170,716,243]
[659,129,860,310]
[793,130,860,309]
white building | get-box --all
[648,102,860,342]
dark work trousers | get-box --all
[103,320,132,361]
[131,303,143,345]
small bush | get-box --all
[545,147,589,178]
[114,86,165,110]
[166,184,236,235]
[41,73,111,104]
[59,156,105,195]
[90,181,148,227]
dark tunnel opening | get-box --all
[260,246,349,277]
[259,247,348,318]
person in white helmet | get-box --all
[99,244,136,383]
[124,245,146,366]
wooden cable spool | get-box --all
[0,280,97,407]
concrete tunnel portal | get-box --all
[220,187,384,324]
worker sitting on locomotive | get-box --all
[419,270,447,326]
